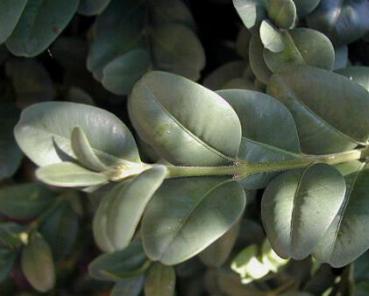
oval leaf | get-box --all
[249,33,272,84]
[21,232,55,293]
[129,71,242,166]
[14,101,140,167]
[6,0,79,57]
[233,0,266,29]
[144,263,176,296]
[93,165,167,252]
[111,276,144,296]
[261,163,346,260]
[267,0,297,29]
[0,0,27,44]
[259,20,285,53]
[141,177,246,265]
[336,66,369,92]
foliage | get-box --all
[2,0,369,295]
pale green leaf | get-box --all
[259,20,285,53]
[144,263,176,296]
[267,0,296,29]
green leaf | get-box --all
[21,232,55,293]
[0,248,16,282]
[141,177,246,265]
[0,0,27,44]
[267,65,369,154]
[259,20,285,53]
[307,0,369,45]
[249,33,272,84]
[36,162,108,187]
[313,162,369,267]
[263,28,335,73]
[267,0,297,29]
[334,46,348,70]
[217,89,301,189]
[0,102,22,180]
[5,59,56,108]
[111,276,144,296]
[6,0,79,57]
[14,101,140,167]
[102,49,151,95]
[40,201,79,260]
[129,71,242,166]
[233,0,266,29]
[203,61,247,90]
[150,24,205,82]
[78,0,112,15]
[88,241,149,282]
[0,183,54,220]
[336,66,369,92]
[199,221,240,267]
[261,163,346,260]
[144,263,176,296]
[293,0,320,17]
[93,166,167,252]
[0,223,25,249]
[71,127,107,172]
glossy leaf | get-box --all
[144,263,176,296]
[21,232,55,293]
[88,241,149,281]
[259,20,285,53]
[0,0,27,44]
[14,101,140,167]
[307,0,369,45]
[267,65,369,154]
[263,28,335,73]
[141,177,246,265]
[233,0,266,29]
[111,276,144,296]
[267,0,297,29]
[129,71,242,166]
[313,162,369,267]
[93,166,167,252]
[102,49,151,95]
[218,89,301,189]
[261,163,346,260]
[6,0,79,57]
[0,102,22,180]
[336,66,369,92]
[36,162,108,187]
[0,183,54,220]
[78,0,112,15]
[40,201,79,260]
[0,249,16,282]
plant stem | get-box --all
[165,148,365,180]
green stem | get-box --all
[166,148,364,180]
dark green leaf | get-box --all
[336,66,369,92]
[0,0,27,44]
[6,0,79,57]
[141,177,246,265]
[249,33,272,84]
[293,0,320,17]
[129,71,242,166]
[88,241,149,282]
[21,232,55,293]
[0,183,54,220]
[0,223,25,249]
[144,263,176,296]
[0,248,16,282]
[261,163,346,260]
[78,0,112,15]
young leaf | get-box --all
[259,20,285,53]
[0,0,27,44]
[36,162,108,187]
[6,0,79,57]
[21,232,55,293]
[0,102,22,181]
[88,241,149,282]
[313,162,369,267]
[0,248,16,282]
[129,71,242,166]
[141,177,246,265]
[111,276,144,296]
[0,183,54,220]
[267,65,369,154]
[93,166,167,252]
[14,101,140,167]
[261,163,346,260]
[40,201,79,260]
[218,89,301,189]
[267,0,297,29]
[263,28,335,72]
[78,0,112,16]
[144,263,176,296]
[233,0,266,29]
[71,127,107,172]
